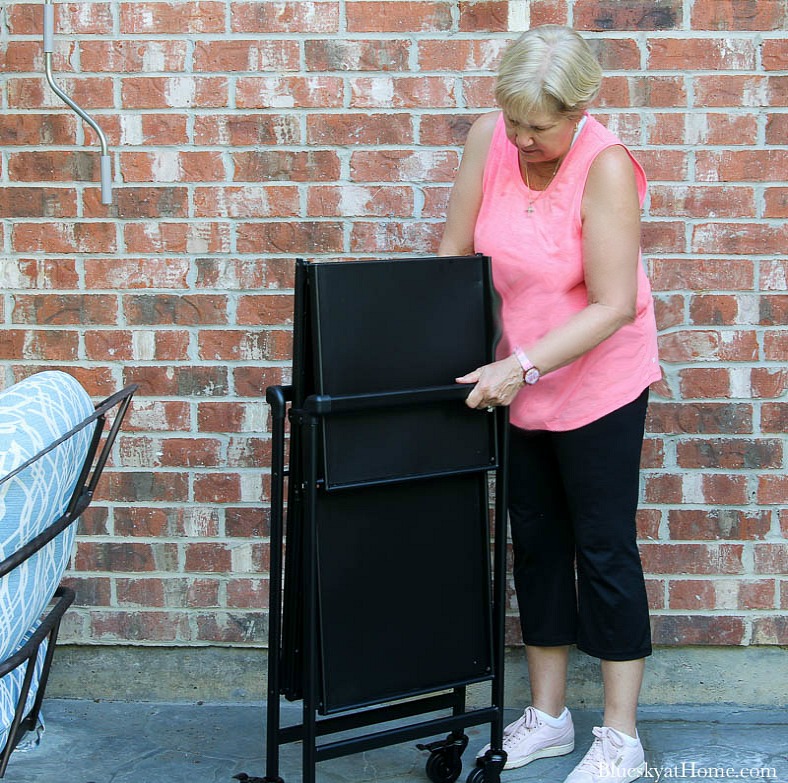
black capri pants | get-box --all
[508,387,652,661]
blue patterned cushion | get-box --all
[0,371,94,741]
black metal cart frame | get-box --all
[263,382,510,783]
[0,384,137,778]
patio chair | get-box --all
[0,371,135,776]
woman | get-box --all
[439,25,661,783]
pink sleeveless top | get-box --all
[474,113,661,431]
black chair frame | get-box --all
[0,383,136,777]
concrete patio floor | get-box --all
[3,700,787,783]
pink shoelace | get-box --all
[573,726,627,774]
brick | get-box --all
[114,506,220,538]
[631,149,688,181]
[231,1,340,33]
[89,611,190,643]
[0,114,76,145]
[641,221,685,254]
[112,188,190,219]
[647,402,752,434]
[762,39,787,70]
[758,475,788,506]
[80,40,188,72]
[692,222,787,255]
[763,188,788,218]
[119,115,189,146]
[231,150,340,182]
[307,113,414,145]
[587,37,641,70]
[162,578,221,608]
[0,40,77,73]
[123,221,231,254]
[122,76,228,109]
[195,186,300,219]
[652,294,684,330]
[120,2,225,33]
[307,185,413,218]
[462,76,497,108]
[195,258,295,290]
[236,294,295,326]
[194,115,299,146]
[236,221,344,255]
[691,0,788,31]
[645,578,665,609]
[649,259,754,292]
[649,185,755,219]
[306,38,410,72]
[237,76,344,109]
[74,541,179,572]
[419,114,480,146]
[193,611,267,644]
[122,400,191,432]
[668,509,772,541]
[759,295,788,326]
[738,580,778,610]
[690,294,759,326]
[668,579,715,610]
[754,543,788,574]
[12,222,116,254]
[751,368,788,399]
[417,39,505,72]
[226,507,270,538]
[766,114,788,145]
[97,470,189,503]
[233,366,288,397]
[652,615,746,645]
[346,1,452,32]
[12,294,117,326]
[194,473,246,504]
[122,366,229,398]
[184,543,233,573]
[350,221,443,253]
[0,259,78,291]
[686,113,759,146]
[696,150,788,183]
[458,1,507,31]
[637,508,662,539]
[227,437,272,468]
[751,617,788,646]
[120,151,226,183]
[640,438,664,470]
[9,151,105,183]
[8,2,113,34]
[659,330,758,363]
[648,37,756,70]
[761,260,788,292]
[116,577,165,607]
[227,578,270,609]
[199,330,292,362]
[62,576,112,606]
[351,150,459,182]
[10,76,114,110]
[641,543,744,575]
[574,0,681,30]
[678,368,730,399]
[349,76,456,109]
[422,186,452,218]
[198,402,269,434]
[123,294,227,326]
[677,438,782,470]
[0,187,78,218]
[760,403,787,434]
[193,40,300,72]
[694,75,769,108]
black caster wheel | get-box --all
[466,766,487,783]
[426,747,463,783]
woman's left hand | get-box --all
[456,354,524,409]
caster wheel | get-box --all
[426,748,463,783]
[467,764,500,783]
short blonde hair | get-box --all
[495,25,602,119]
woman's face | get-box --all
[502,109,579,166]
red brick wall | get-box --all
[1,0,786,649]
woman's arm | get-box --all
[460,144,643,409]
[437,111,499,257]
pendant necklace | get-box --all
[523,157,561,215]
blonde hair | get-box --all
[495,25,602,119]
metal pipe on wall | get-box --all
[43,0,113,204]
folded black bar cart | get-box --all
[264,255,509,783]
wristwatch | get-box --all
[513,347,541,385]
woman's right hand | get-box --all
[456,354,524,410]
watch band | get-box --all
[513,346,541,385]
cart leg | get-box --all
[467,750,506,783]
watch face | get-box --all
[524,367,540,385]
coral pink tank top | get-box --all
[474,113,661,431]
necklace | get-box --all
[523,157,561,215]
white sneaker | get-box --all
[476,706,575,770]
[564,726,647,783]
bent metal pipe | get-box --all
[43,0,113,204]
